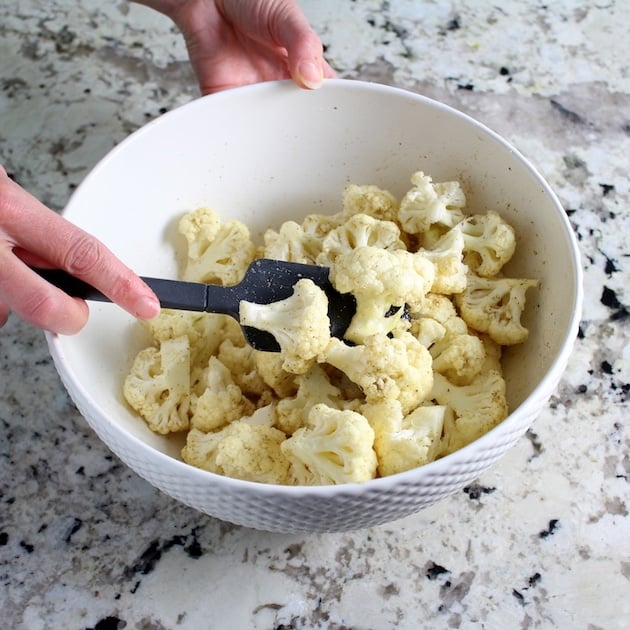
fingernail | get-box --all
[297,60,324,89]
[134,294,160,320]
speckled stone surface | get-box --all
[1,1,629,628]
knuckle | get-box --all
[63,235,103,277]
[22,288,83,333]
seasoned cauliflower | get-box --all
[239,278,331,374]
[178,207,256,285]
[431,331,486,386]
[410,292,459,324]
[341,183,400,223]
[331,246,434,344]
[254,351,298,398]
[411,315,447,348]
[417,226,468,295]
[145,309,226,365]
[191,356,254,432]
[217,338,269,397]
[316,213,405,268]
[262,220,320,264]
[459,211,516,277]
[301,212,344,242]
[125,167,539,485]
[431,370,508,454]
[455,273,539,345]
[398,171,466,235]
[275,363,344,435]
[182,421,290,484]
[281,404,377,485]
[322,331,433,413]
[123,335,191,434]
[363,399,445,476]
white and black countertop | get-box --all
[1,1,628,628]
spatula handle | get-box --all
[32,268,239,315]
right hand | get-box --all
[0,166,160,334]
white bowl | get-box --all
[46,80,582,533]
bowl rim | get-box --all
[46,78,584,497]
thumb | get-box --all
[272,5,332,89]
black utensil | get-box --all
[35,259,357,352]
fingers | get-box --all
[0,251,90,334]
[269,2,336,89]
[0,172,160,334]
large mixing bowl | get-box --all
[46,80,582,533]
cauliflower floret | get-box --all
[459,211,516,277]
[145,309,227,365]
[431,332,486,386]
[191,357,254,432]
[363,399,445,476]
[411,316,447,348]
[275,363,344,435]
[254,351,299,398]
[281,404,377,485]
[455,274,539,345]
[262,220,320,264]
[398,171,466,235]
[479,334,503,372]
[321,331,433,413]
[431,370,508,454]
[123,335,191,434]
[239,278,331,374]
[341,183,400,224]
[416,226,468,295]
[316,213,405,268]
[178,207,256,285]
[301,212,345,241]
[182,421,290,484]
[331,246,434,344]
[410,292,459,324]
[217,338,269,397]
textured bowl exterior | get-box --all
[46,80,582,533]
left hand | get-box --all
[133,0,336,94]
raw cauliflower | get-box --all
[275,363,345,435]
[331,245,434,344]
[190,356,254,432]
[342,183,400,223]
[145,309,227,366]
[431,370,508,454]
[254,351,299,398]
[459,211,516,277]
[262,220,321,264]
[416,226,468,295]
[398,171,466,235]
[281,404,377,485]
[182,421,290,484]
[216,338,269,397]
[321,331,433,413]
[316,213,405,268]
[178,207,256,285]
[126,170,538,486]
[363,399,445,476]
[455,273,540,345]
[239,278,331,374]
[123,335,191,434]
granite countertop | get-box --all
[1,1,628,628]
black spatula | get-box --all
[35,259,357,352]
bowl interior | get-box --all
[52,80,581,463]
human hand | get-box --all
[0,167,160,334]
[133,0,336,94]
